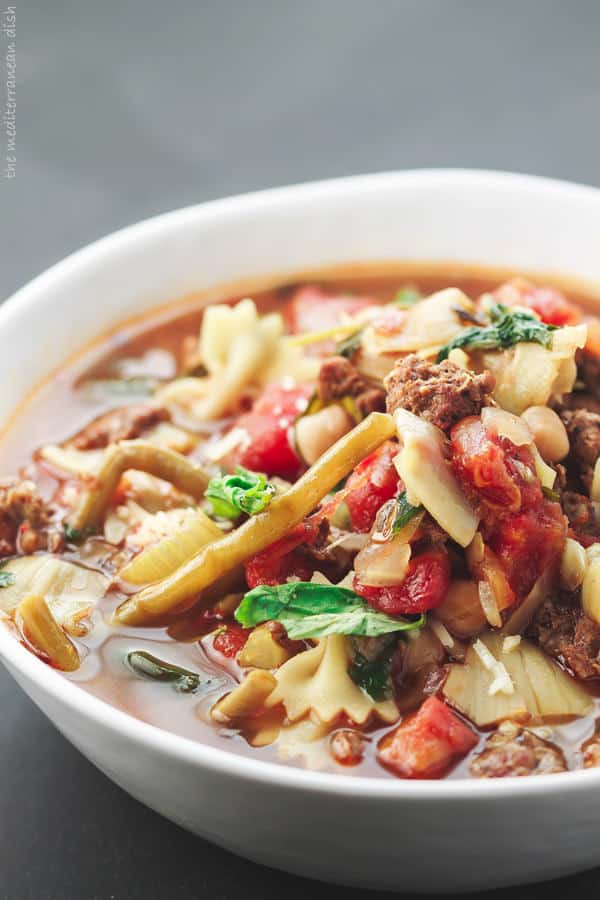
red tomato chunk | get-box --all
[378,696,478,779]
[490,503,566,599]
[494,278,581,327]
[245,519,323,587]
[354,548,451,615]
[344,441,400,532]
[213,625,250,658]
[231,383,312,479]
[452,416,567,600]
[286,285,379,335]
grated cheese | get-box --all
[473,638,515,696]
[429,618,455,650]
[478,580,502,628]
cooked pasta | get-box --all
[1,269,600,780]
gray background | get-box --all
[1,1,600,898]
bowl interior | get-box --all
[2,168,600,798]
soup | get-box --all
[1,266,600,780]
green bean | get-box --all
[67,440,210,531]
[114,412,395,626]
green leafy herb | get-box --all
[63,524,94,543]
[0,570,16,588]
[349,638,396,700]
[542,485,561,503]
[336,328,364,359]
[391,287,422,308]
[126,650,224,694]
[437,303,559,362]
[393,492,423,534]
[235,581,426,639]
[205,466,276,520]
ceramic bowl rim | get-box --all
[2,167,600,800]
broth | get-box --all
[2,263,600,780]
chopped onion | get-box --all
[481,407,532,446]
[393,409,479,547]
[501,571,554,636]
[478,580,502,628]
[353,537,411,587]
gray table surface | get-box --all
[2,2,600,898]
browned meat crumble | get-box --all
[470,720,567,777]
[528,595,600,681]
[559,407,600,494]
[0,478,63,557]
[317,356,386,416]
[384,354,495,432]
[68,404,170,450]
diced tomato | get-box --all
[354,548,451,615]
[366,306,408,335]
[490,501,566,598]
[213,624,250,658]
[377,696,478,779]
[493,278,581,326]
[231,383,312,479]
[453,416,567,601]
[245,519,323,587]
[451,416,543,516]
[344,441,400,532]
[285,285,379,335]
[451,417,522,512]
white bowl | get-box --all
[2,170,600,893]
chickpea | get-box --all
[435,579,487,639]
[295,405,354,466]
[521,405,569,462]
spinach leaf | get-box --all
[391,287,422,309]
[205,466,276,520]
[126,650,224,694]
[336,328,364,359]
[349,639,396,700]
[235,581,425,639]
[393,492,423,534]
[63,524,92,543]
[437,303,558,362]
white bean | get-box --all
[560,538,587,591]
[521,405,570,462]
[295,405,354,466]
